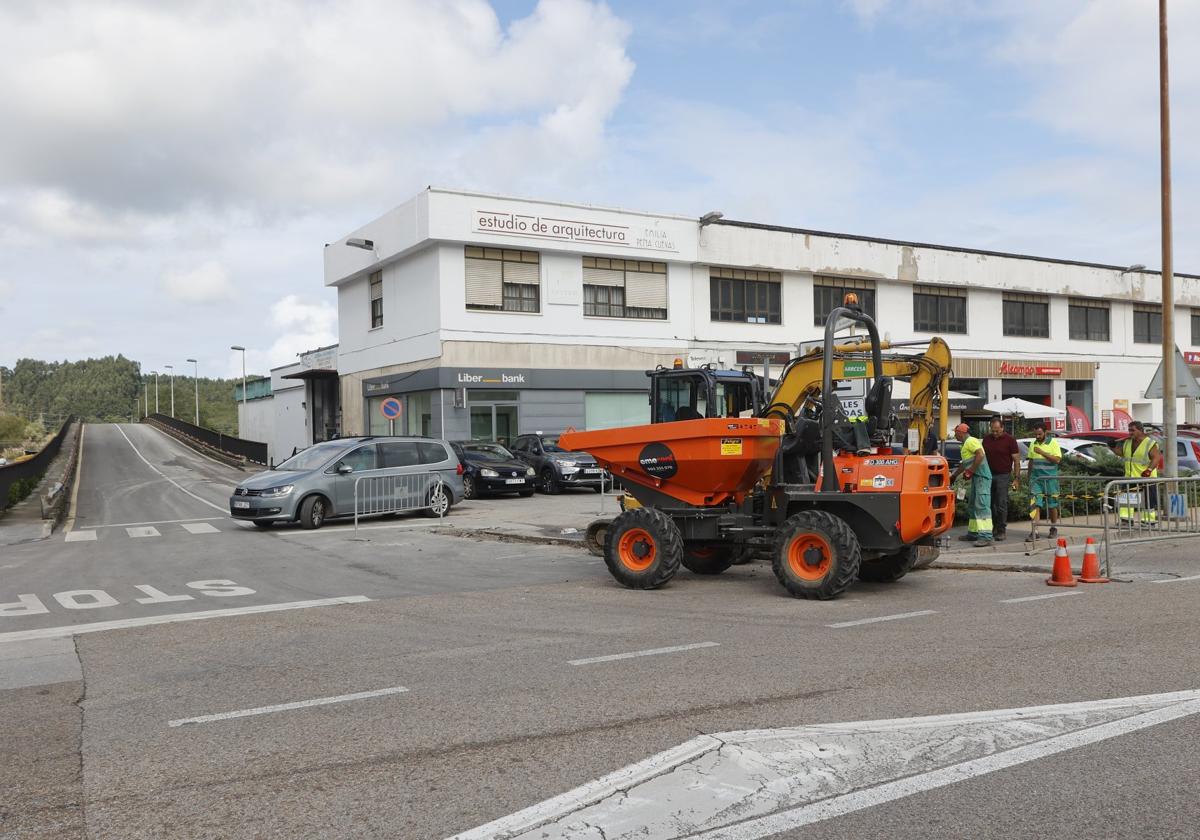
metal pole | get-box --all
[143,380,148,418]
[1160,0,1178,477]
[188,358,199,425]
[154,372,159,414]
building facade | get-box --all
[322,187,1200,445]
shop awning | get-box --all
[281,368,339,380]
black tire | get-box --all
[604,507,683,589]
[858,546,916,583]
[540,468,561,495]
[681,543,737,575]
[298,495,329,530]
[423,483,452,518]
[584,518,611,557]
[910,545,940,570]
[518,489,535,498]
[252,521,273,530]
[462,474,477,500]
[772,510,861,599]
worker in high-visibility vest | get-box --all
[950,423,993,546]
[1120,420,1163,523]
[1026,423,1063,540]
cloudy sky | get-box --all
[1,0,1196,378]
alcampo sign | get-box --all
[998,362,1062,377]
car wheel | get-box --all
[540,468,561,495]
[424,483,452,517]
[462,474,477,500]
[299,495,328,530]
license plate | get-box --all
[584,468,601,474]
[505,478,525,485]
[233,500,250,509]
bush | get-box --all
[6,474,42,507]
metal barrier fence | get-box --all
[147,413,268,465]
[353,472,448,535]
[0,417,75,511]
[1102,476,1200,574]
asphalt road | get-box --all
[3,423,1200,839]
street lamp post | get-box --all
[1159,0,1177,477]
[187,358,199,426]
[143,379,148,418]
[165,364,175,418]
[231,345,247,436]
[153,371,159,414]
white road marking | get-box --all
[1001,591,1083,603]
[126,526,161,538]
[1150,574,1200,584]
[96,516,225,529]
[826,610,937,628]
[114,424,228,513]
[181,522,220,534]
[451,689,1200,840]
[0,596,371,644]
[64,530,97,542]
[168,685,410,727]
[568,642,719,666]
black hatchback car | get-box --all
[451,442,536,499]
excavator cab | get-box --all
[648,364,766,423]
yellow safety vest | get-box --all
[1123,437,1158,478]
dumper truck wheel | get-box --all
[681,543,737,575]
[772,510,861,600]
[605,508,683,589]
[584,518,611,557]
[857,546,915,583]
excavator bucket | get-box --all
[559,417,783,508]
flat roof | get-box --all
[713,218,1200,279]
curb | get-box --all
[432,525,588,549]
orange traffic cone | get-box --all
[1046,538,1077,587]
[1078,536,1109,584]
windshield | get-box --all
[541,436,568,453]
[464,444,515,461]
[274,440,351,471]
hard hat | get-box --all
[954,423,970,434]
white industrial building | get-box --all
[316,188,1198,445]
[241,187,1200,457]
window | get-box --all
[1133,303,1162,344]
[1002,292,1050,337]
[585,392,651,430]
[1068,298,1110,341]
[378,441,420,468]
[710,268,781,324]
[583,257,667,319]
[464,246,540,313]
[813,276,875,325]
[369,271,383,328]
[1192,310,1200,346]
[912,285,967,333]
[417,442,450,464]
[335,445,377,473]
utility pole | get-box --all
[231,345,247,437]
[187,358,199,426]
[153,371,159,414]
[1160,0,1177,477]
[165,364,175,418]
[143,379,148,418]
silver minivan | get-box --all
[229,436,464,529]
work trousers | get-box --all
[990,472,1012,534]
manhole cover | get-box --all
[1110,571,1178,582]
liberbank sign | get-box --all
[472,209,679,253]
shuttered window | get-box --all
[912,284,967,333]
[1002,292,1050,337]
[464,246,540,313]
[710,267,782,324]
[369,271,383,328]
[1133,303,1162,344]
[582,257,667,319]
[814,276,875,325]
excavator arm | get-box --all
[763,336,953,453]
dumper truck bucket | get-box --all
[559,418,783,508]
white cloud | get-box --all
[265,294,338,369]
[161,260,234,303]
[845,0,892,24]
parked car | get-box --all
[451,441,536,499]
[229,436,463,529]
[510,432,605,494]
[1016,437,1103,471]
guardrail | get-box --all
[353,472,448,536]
[1101,476,1200,575]
[147,413,267,465]
[0,417,75,511]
